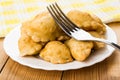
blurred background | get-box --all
[0,0,120,37]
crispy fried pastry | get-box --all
[23,11,65,42]
[67,10,106,34]
[65,38,93,61]
[18,10,107,64]
[40,41,73,64]
[18,28,43,56]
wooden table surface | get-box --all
[0,22,120,80]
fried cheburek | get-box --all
[40,41,73,64]
[18,26,43,56]
[18,10,106,63]
[24,11,65,42]
[67,10,106,34]
[67,10,106,49]
[65,38,93,61]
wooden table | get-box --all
[0,22,120,80]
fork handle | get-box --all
[110,42,120,50]
[95,38,120,51]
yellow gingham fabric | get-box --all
[0,0,120,37]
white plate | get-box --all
[3,24,117,71]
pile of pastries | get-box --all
[18,10,106,64]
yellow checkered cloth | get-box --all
[0,0,120,37]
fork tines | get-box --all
[47,2,79,36]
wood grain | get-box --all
[0,58,62,80]
[0,22,120,80]
[62,60,108,80]
[0,39,9,72]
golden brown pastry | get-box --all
[18,31,43,56]
[57,35,70,41]
[40,41,73,64]
[19,11,70,57]
[24,11,63,42]
[65,38,93,61]
[89,31,105,49]
[18,9,107,64]
[67,10,106,34]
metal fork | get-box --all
[47,3,120,50]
